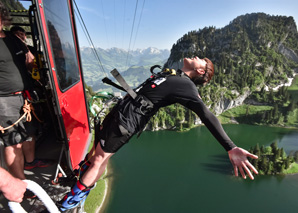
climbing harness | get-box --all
[106,66,177,112]
[101,66,179,137]
[100,66,180,128]
[110,68,155,116]
[0,99,32,133]
[135,65,177,92]
[104,65,177,95]
[0,90,44,133]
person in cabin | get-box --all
[0,167,27,203]
[0,2,49,198]
[10,25,50,169]
[10,25,36,55]
[9,25,47,171]
[59,55,259,210]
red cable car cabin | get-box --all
[0,0,92,211]
[0,0,92,177]
[35,0,92,171]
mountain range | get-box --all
[82,13,298,97]
[80,47,170,91]
[4,0,298,127]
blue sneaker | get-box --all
[58,180,95,212]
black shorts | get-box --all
[0,95,34,147]
[97,112,133,153]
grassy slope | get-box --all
[218,105,272,124]
[288,75,298,101]
[219,75,298,127]
[84,177,106,213]
[283,162,298,175]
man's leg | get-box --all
[80,143,114,187]
[22,138,35,163]
[23,136,52,170]
[4,143,26,180]
[58,143,113,211]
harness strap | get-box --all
[110,69,155,115]
[102,77,126,92]
[111,69,138,99]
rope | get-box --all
[8,179,60,213]
[30,102,43,123]
[23,99,32,122]
[0,99,42,133]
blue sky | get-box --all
[22,0,298,50]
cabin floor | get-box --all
[0,129,82,213]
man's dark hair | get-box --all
[10,25,26,33]
[203,57,214,83]
[0,2,12,26]
[192,57,214,85]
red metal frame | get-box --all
[37,0,91,169]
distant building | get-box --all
[114,92,122,98]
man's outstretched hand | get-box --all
[228,147,258,180]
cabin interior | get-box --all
[0,1,88,212]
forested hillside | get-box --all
[149,13,298,130]
[166,13,297,94]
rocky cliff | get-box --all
[164,13,298,115]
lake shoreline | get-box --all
[95,124,298,212]
[96,125,298,212]
[96,163,114,213]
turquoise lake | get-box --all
[104,124,298,213]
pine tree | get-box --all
[294,151,298,162]
[260,157,269,174]
[288,101,296,111]
[253,143,261,157]
[273,104,279,119]
[285,156,291,169]
[260,145,265,153]
[187,110,194,128]
[267,161,274,175]
[270,142,278,153]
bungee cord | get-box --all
[99,0,110,49]
[73,0,107,77]
[73,0,146,76]
[125,0,139,70]
[131,0,146,51]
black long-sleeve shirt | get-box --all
[117,70,236,151]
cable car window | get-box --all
[43,0,80,91]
